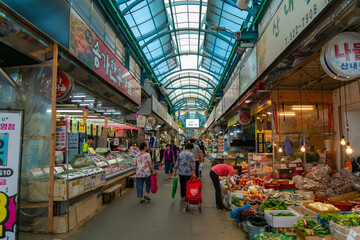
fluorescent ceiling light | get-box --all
[56,110,83,113]
[106,109,115,113]
[291,105,314,111]
[73,95,86,98]
[79,104,89,106]
[279,112,296,116]
[245,100,251,103]
[83,99,95,102]
[103,113,112,115]
[71,100,82,102]
[96,110,105,112]
[113,112,121,115]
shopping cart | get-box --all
[185,176,202,213]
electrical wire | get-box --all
[344,82,350,142]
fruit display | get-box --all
[262,165,273,173]
[239,178,251,188]
[239,161,248,171]
[308,202,338,211]
[252,177,265,186]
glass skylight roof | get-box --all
[110,0,264,125]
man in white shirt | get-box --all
[190,139,203,177]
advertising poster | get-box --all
[240,47,257,96]
[56,121,67,151]
[92,124,97,136]
[86,122,91,135]
[79,120,85,133]
[137,115,146,128]
[72,119,78,133]
[97,125,102,136]
[0,111,23,240]
[69,9,141,105]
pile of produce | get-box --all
[308,202,338,211]
[320,213,360,226]
[294,217,331,236]
[239,162,248,171]
[231,197,243,207]
[262,165,273,173]
[294,166,354,196]
[237,208,256,221]
[239,178,251,188]
[293,151,320,163]
[252,177,265,186]
[270,212,296,217]
[254,232,291,240]
[260,199,287,210]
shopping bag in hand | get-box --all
[186,176,202,203]
[150,173,158,193]
[172,176,178,199]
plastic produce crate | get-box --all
[247,221,269,240]
[264,210,300,228]
[330,221,360,240]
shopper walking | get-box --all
[210,164,242,210]
[173,143,196,202]
[170,139,178,161]
[162,144,175,179]
[136,142,155,204]
[190,139,203,177]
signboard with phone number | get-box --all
[0,111,23,240]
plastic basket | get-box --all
[247,220,269,240]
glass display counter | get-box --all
[247,153,274,178]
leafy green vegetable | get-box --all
[254,232,291,240]
[270,212,295,217]
[294,217,330,236]
[320,213,359,223]
[260,199,287,210]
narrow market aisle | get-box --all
[63,162,245,240]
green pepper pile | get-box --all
[294,217,330,236]
[260,199,287,210]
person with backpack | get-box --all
[162,144,175,179]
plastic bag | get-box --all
[172,176,178,199]
[150,173,158,193]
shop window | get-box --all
[90,3,106,40]
[71,0,92,24]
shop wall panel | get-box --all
[1,0,70,48]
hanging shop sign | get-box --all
[103,116,108,136]
[321,32,360,80]
[56,71,74,101]
[227,115,237,127]
[92,124,97,136]
[257,132,265,153]
[79,120,85,133]
[137,115,146,128]
[257,0,331,77]
[72,119,78,133]
[223,75,240,113]
[97,125,102,136]
[83,108,89,123]
[238,109,251,125]
[146,117,156,129]
[240,47,257,96]
[0,111,23,240]
[251,94,271,116]
[69,9,141,105]
[113,138,119,146]
[56,121,67,151]
[86,122,91,135]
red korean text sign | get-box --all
[56,121,67,151]
[69,9,141,105]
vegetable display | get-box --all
[308,202,338,211]
[231,197,243,207]
[294,217,331,236]
[270,212,296,217]
[260,199,287,210]
[320,213,359,224]
[254,232,291,240]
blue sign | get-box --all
[0,133,8,166]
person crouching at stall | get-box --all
[162,144,175,179]
[136,142,155,204]
[210,164,242,210]
[173,143,196,202]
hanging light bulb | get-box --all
[340,136,346,146]
[301,145,306,152]
[278,146,283,153]
[346,142,353,155]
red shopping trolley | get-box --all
[185,176,202,213]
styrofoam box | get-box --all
[264,210,300,228]
[289,206,318,220]
[330,221,360,240]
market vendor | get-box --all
[81,136,94,154]
[210,164,242,210]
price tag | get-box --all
[347,230,358,240]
